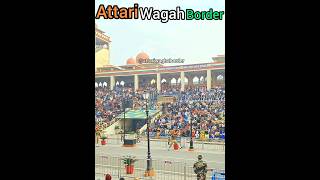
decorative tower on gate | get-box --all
[95,23,111,71]
[212,55,225,63]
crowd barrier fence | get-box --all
[95,155,225,180]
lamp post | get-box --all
[122,89,127,145]
[188,102,194,151]
[123,98,126,145]
[189,115,194,151]
[143,91,155,176]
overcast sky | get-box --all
[95,0,225,66]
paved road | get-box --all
[96,144,224,168]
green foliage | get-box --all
[121,156,138,165]
[101,134,107,140]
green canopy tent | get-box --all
[116,109,160,119]
[116,109,161,132]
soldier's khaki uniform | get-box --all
[193,155,208,180]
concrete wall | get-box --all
[104,120,121,135]
[139,123,148,134]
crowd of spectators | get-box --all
[95,86,134,126]
[95,84,225,140]
[95,85,157,126]
[150,87,225,140]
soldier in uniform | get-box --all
[168,129,178,150]
[96,125,102,145]
[193,155,208,180]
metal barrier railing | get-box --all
[104,136,225,151]
[148,134,225,142]
[95,155,225,180]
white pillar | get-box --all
[157,73,161,92]
[110,76,115,90]
[134,74,139,91]
[207,69,212,90]
[188,75,192,86]
[212,73,216,88]
[180,71,185,91]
